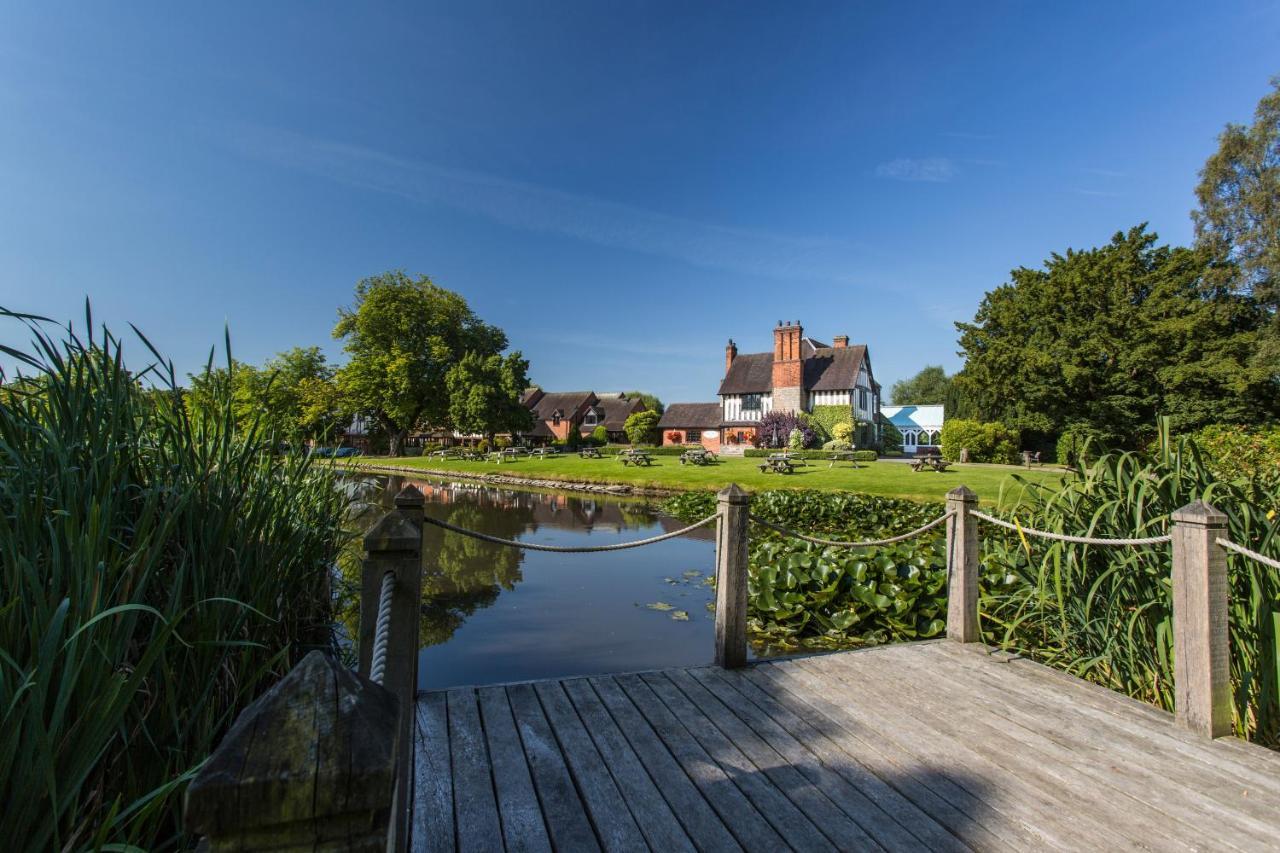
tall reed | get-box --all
[983,428,1280,747]
[0,309,348,849]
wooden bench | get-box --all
[911,455,952,472]
[758,455,794,474]
[578,447,602,459]
[827,451,859,469]
[617,450,653,467]
[679,448,716,465]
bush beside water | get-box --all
[0,313,348,848]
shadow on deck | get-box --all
[413,641,1280,852]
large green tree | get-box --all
[890,365,951,405]
[445,352,534,443]
[334,272,508,456]
[954,225,1277,447]
[622,391,664,414]
[1193,76,1280,369]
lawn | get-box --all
[350,453,1065,504]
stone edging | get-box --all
[346,463,682,498]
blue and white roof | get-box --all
[881,404,944,432]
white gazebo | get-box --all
[881,404,944,455]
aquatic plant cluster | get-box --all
[662,490,950,652]
[0,312,348,849]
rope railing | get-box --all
[421,511,721,552]
[968,509,1172,547]
[748,510,955,548]
[368,570,396,685]
[1216,537,1280,571]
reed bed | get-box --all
[0,309,348,849]
[983,427,1280,748]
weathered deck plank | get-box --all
[414,643,1280,852]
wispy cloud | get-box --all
[874,157,956,183]
[217,123,860,283]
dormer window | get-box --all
[552,409,563,426]
[583,408,599,426]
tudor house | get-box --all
[658,320,881,450]
[519,389,647,444]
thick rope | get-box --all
[368,570,395,685]
[1217,537,1280,571]
[748,511,955,548]
[969,509,1171,546]
[421,512,720,552]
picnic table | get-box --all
[911,455,952,473]
[758,453,795,474]
[616,449,653,467]
[529,447,560,459]
[488,448,523,463]
[578,446,602,459]
[679,447,716,466]
[826,450,860,469]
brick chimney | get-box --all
[771,320,804,413]
[725,338,737,374]
[833,335,849,349]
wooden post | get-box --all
[359,484,424,853]
[185,651,399,852]
[945,486,980,643]
[715,484,750,668]
[1171,501,1231,738]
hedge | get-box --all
[745,448,877,461]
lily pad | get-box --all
[671,610,690,621]
[646,602,675,611]
[682,569,702,579]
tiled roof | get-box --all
[596,397,643,430]
[528,391,596,421]
[657,403,723,430]
[717,346,867,394]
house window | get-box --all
[583,410,598,426]
[741,393,762,411]
[552,409,562,426]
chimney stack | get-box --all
[725,338,737,374]
[833,335,849,349]
[771,320,804,413]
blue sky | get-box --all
[1,2,1277,404]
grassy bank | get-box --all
[353,453,1065,503]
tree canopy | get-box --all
[623,409,661,445]
[622,391,664,414]
[445,352,533,442]
[890,365,951,405]
[954,225,1278,447]
[333,271,509,455]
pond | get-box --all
[349,475,730,689]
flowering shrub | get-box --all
[1190,424,1280,488]
[754,411,816,449]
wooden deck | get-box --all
[411,641,1280,852]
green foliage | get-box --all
[662,490,948,651]
[624,409,662,445]
[878,418,903,452]
[1055,422,1109,466]
[954,226,1279,446]
[334,271,509,455]
[807,405,850,442]
[445,351,533,441]
[822,439,852,451]
[591,425,609,446]
[939,418,1019,464]
[787,427,805,450]
[832,420,855,445]
[1193,76,1280,314]
[981,435,1280,747]
[622,391,664,414]
[741,448,874,460]
[1189,423,1280,488]
[890,365,951,405]
[0,310,347,849]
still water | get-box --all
[355,475,721,690]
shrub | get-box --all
[496,435,512,449]
[624,409,662,445]
[808,405,850,442]
[939,418,1019,464]
[755,411,816,449]
[1189,424,1280,488]
[591,425,608,446]
[787,427,805,450]
[0,311,347,848]
[823,439,852,451]
[879,419,903,453]
[831,420,855,445]
[477,438,491,453]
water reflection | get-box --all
[350,475,718,689]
